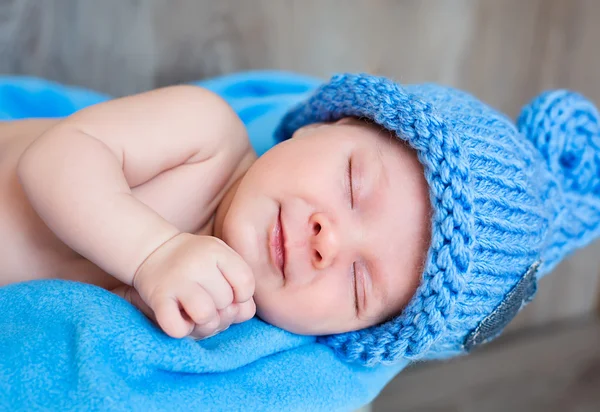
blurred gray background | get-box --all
[1,0,600,411]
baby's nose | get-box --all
[309,213,339,270]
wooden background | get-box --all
[1,0,600,410]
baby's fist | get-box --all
[131,233,256,338]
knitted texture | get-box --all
[274,74,600,366]
[518,90,600,273]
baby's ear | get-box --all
[517,90,600,195]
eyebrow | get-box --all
[374,132,392,188]
[363,138,389,211]
[360,139,391,320]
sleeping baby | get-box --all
[1,73,598,365]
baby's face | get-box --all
[218,118,431,335]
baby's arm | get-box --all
[17,85,248,287]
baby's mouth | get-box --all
[269,206,286,279]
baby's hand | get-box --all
[131,233,256,339]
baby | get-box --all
[0,82,430,341]
[1,72,599,366]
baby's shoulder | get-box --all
[144,84,252,161]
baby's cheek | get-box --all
[254,284,355,335]
[252,289,312,334]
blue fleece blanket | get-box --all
[0,72,408,411]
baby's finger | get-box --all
[178,283,219,327]
[199,270,234,310]
[189,315,222,339]
[233,298,256,324]
[217,304,239,329]
[190,304,238,340]
[153,296,194,338]
[216,252,255,303]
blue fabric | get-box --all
[0,72,407,411]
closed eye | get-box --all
[352,262,359,315]
[347,157,354,208]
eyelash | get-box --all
[352,262,359,314]
[348,158,354,208]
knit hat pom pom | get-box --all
[517,90,600,195]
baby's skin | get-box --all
[0,86,430,339]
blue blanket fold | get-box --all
[0,71,407,411]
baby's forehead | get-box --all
[328,117,398,144]
[290,117,412,163]
[338,118,413,155]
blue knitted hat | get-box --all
[274,74,600,366]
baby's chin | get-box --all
[252,295,360,336]
[253,291,398,336]
[251,294,314,335]
[254,310,316,336]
